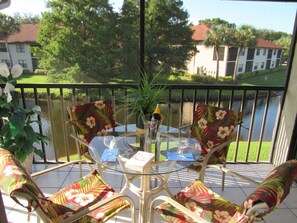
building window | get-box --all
[256,48,260,56]
[247,48,255,60]
[277,49,282,58]
[16,44,25,53]
[238,64,243,72]
[254,62,258,70]
[261,62,265,69]
[240,49,245,56]
[18,60,27,68]
[271,61,275,67]
[273,49,277,55]
[228,47,238,61]
[0,44,7,52]
[263,49,267,56]
[213,47,225,61]
[1,59,10,68]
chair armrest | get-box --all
[31,160,92,177]
[150,195,208,223]
[61,193,135,223]
[69,133,90,147]
[198,138,234,181]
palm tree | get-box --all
[232,25,257,82]
[0,13,20,67]
[204,24,233,82]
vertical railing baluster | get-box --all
[168,88,173,132]
[217,89,222,107]
[180,89,185,129]
[33,88,46,162]
[234,90,246,162]
[257,90,271,162]
[245,90,258,162]
[72,88,76,104]
[205,89,209,104]
[20,88,26,108]
[193,89,197,113]
[229,89,234,109]
[60,87,70,162]
[47,87,58,162]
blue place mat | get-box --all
[167,151,194,161]
[100,148,118,162]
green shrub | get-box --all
[34,69,47,76]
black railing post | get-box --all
[140,0,145,86]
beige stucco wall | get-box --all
[273,40,297,165]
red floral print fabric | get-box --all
[156,160,297,223]
[190,104,241,166]
[67,100,116,156]
[0,149,130,223]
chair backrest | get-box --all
[190,103,241,164]
[0,149,60,222]
[231,160,297,222]
[67,100,116,157]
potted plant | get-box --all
[0,63,47,169]
[123,72,166,129]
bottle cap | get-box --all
[153,104,160,114]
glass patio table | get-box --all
[88,130,201,223]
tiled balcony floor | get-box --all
[2,163,297,223]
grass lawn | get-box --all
[227,141,271,162]
[17,74,48,83]
[237,69,286,86]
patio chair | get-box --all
[150,159,297,223]
[66,100,116,174]
[0,149,135,223]
[178,103,242,190]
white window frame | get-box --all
[1,59,10,68]
[16,44,25,53]
[238,64,243,72]
[18,60,27,68]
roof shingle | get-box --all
[2,24,39,43]
[191,24,283,49]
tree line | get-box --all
[0,0,292,84]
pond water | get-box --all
[28,95,281,161]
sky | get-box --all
[1,0,297,34]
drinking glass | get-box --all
[103,136,116,158]
[177,137,188,159]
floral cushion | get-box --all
[157,160,297,223]
[67,100,116,157]
[0,149,61,222]
[231,160,297,222]
[189,104,241,169]
[48,170,130,223]
[156,179,240,223]
[0,149,130,223]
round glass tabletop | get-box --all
[89,132,201,175]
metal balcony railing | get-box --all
[14,83,284,164]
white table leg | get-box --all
[138,170,148,223]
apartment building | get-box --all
[187,24,284,77]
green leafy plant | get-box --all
[122,72,166,123]
[0,63,47,163]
